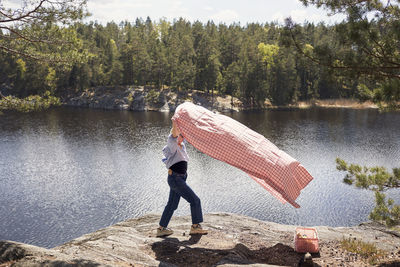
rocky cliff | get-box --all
[1,213,399,267]
[63,86,243,112]
[61,86,381,113]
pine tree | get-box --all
[336,158,400,226]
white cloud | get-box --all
[2,0,32,9]
[271,12,284,23]
[86,0,154,23]
[289,8,345,24]
[83,0,346,25]
[165,0,192,21]
[88,0,112,4]
[290,9,308,23]
[87,0,153,10]
[3,0,21,4]
[210,9,239,24]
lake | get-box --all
[1,107,399,248]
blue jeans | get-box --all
[159,171,203,227]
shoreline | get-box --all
[61,86,381,112]
[292,99,379,110]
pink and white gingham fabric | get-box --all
[172,102,313,208]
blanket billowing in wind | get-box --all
[172,102,313,208]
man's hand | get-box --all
[171,120,180,138]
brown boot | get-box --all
[189,224,208,235]
[156,226,173,237]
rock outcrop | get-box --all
[63,86,242,112]
[1,213,400,267]
[61,86,381,113]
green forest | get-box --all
[0,0,399,110]
[0,17,396,108]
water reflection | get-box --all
[0,107,399,248]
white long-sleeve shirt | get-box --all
[162,134,189,169]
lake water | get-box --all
[1,107,399,248]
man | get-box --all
[157,119,208,237]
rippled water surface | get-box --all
[1,107,399,248]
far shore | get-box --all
[277,99,379,110]
[62,86,386,112]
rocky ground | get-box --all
[1,213,399,267]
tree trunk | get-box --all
[211,88,214,108]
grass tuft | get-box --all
[340,237,387,265]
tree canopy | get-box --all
[1,17,357,108]
[0,0,88,61]
[0,0,88,111]
[285,0,400,107]
[1,1,399,110]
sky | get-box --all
[84,0,346,25]
[2,0,346,25]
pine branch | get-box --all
[285,19,400,80]
[0,44,41,60]
[336,158,400,191]
[0,26,53,44]
[0,0,46,24]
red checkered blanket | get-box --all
[172,102,313,208]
